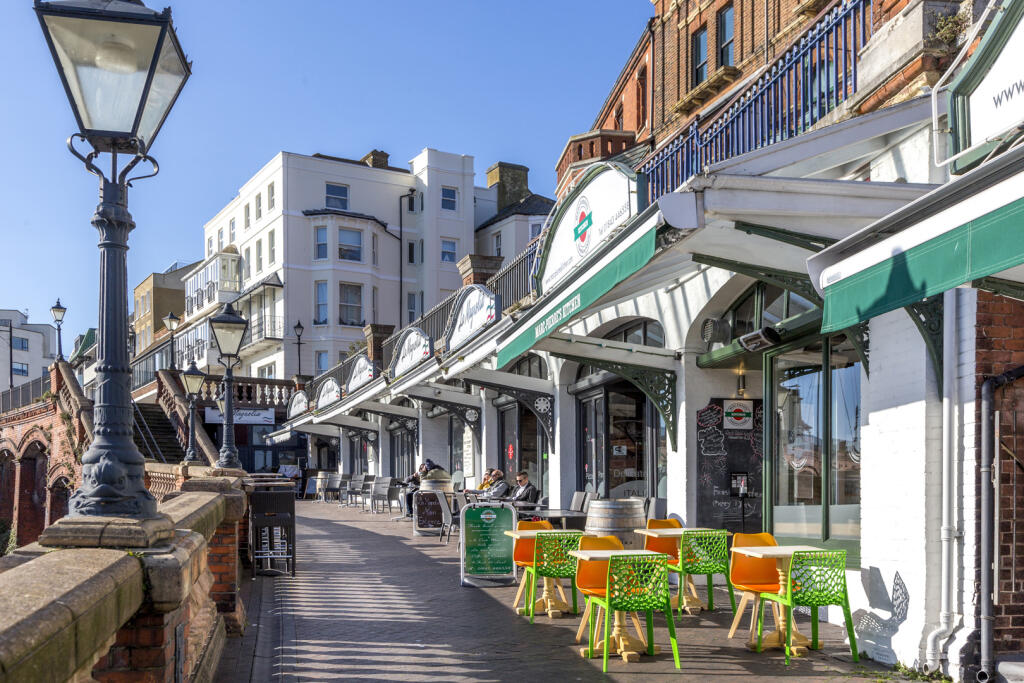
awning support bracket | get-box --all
[690,253,823,307]
[734,222,837,252]
[363,408,419,445]
[973,276,1024,302]
[551,351,676,444]
[408,396,482,443]
[845,320,870,376]
[904,294,944,392]
[463,378,554,442]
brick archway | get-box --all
[46,475,72,526]
[16,441,48,545]
[0,449,15,530]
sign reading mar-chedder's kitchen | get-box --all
[535,162,638,295]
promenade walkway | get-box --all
[218,501,891,682]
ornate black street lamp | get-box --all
[180,360,205,463]
[210,303,248,470]
[162,311,180,370]
[50,298,67,361]
[293,319,304,377]
[36,0,190,518]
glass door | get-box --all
[607,383,647,498]
[579,392,606,496]
[499,406,517,475]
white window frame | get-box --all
[441,239,457,263]
[530,222,543,240]
[268,181,275,210]
[207,237,213,256]
[314,281,328,325]
[441,186,457,211]
[255,193,262,219]
[314,350,328,374]
[256,239,263,273]
[244,203,250,229]
[326,183,349,210]
[372,233,378,266]
[372,286,378,324]
[243,247,251,279]
[217,228,224,251]
[229,218,236,243]
[338,282,363,326]
[493,232,502,257]
[337,228,362,262]
[12,361,28,377]
[314,226,328,261]
[407,292,417,323]
[268,229,276,264]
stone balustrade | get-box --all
[0,473,248,683]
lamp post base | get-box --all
[70,445,159,519]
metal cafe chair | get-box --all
[370,478,393,513]
[569,491,587,512]
[324,473,342,502]
[340,473,365,507]
[357,475,377,510]
[249,490,296,577]
[437,492,459,545]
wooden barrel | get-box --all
[585,499,647,549]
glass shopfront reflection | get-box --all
[390,428,415,479]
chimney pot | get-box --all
[486,162,531,212]
[361,150,390,169]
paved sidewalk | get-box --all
[218,501,892,682]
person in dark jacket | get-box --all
[482,469,510,498]
[509,471,539,503]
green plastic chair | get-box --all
[675,529,736,614]
[585,553,681,673]
[756,549,859,664]
[526,530,584,624]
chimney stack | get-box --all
[487,162,530,212]
[363,323,395,366]
[361,150,390,169]
[457,254,505,286]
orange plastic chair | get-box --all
[729,532,781,639]
[574,535,623,643]
[512,520,554,611]
[643,518,683,560]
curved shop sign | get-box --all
[316,377,342,409]
[346,353,375,394]
[390,327,433,379]
[445,284,500,353]
[287,390,309,419]
[535,162,639,295]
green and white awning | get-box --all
[810,145,1024,332]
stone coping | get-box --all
[0,549,143,683]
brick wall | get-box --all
[975,290,1024,655]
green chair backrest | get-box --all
[534,531,584,579]
[606,553,670,612]
[788,550,848,607]
[679,529,729,574]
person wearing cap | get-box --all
[481,469,510,498]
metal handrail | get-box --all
[487,238,540,310]
[0,375,51,414]
[131,400,165,463]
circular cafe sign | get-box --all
[573,196,593,256]
[480,509,496,523]
[723,401,754,430]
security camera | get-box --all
[737,327,782,352]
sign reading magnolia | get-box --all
[287,391,309,419]
[537,163,637,295]
[204,407,275,425]
[446,285,499,352]
[316,378,341,409]
[391,327,432,378]
[346,354,375,393]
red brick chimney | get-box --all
[361,150,390,169]
[487,162,530,211]
[457,254,505,286]
[363,323,395,365]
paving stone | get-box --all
[218,501,895,682]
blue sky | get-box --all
[0,0,652,344]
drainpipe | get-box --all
[978,362,1024,682]
[926,288,958,671]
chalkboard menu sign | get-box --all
[695,399,763,534]
[413,491,444,535]
[460,503,517,587]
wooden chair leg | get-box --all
[629,612,648,647]
[555,579,568,604]
[575,601,592,643]
[729,592,752,638]
[512,572,528,609]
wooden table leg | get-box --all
[670,575,708,615]
[747,559,810,654]
[580,611,659,662]
[533,576,572,618]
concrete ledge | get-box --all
[180,477,248,523]
[0,549,143,683]
[38,514,175,549]
[145,462,185,476]
[134,530,207,612]
[159,491,226,541]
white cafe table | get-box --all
[632,527,730,614]
[504,529,593,618]
[731,544,822,655]
[569,549,667,663]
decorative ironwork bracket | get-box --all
[844,320,870,376]
[904,294,944,392]
[409,396,482,443]
[552,352,676,444]
[690,253,823,307]
[362,408,419,445]
[463,378,554,442]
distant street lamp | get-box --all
[50,298,67,361]
[293,320,304,377]
[36,0,190,518]
[210,303,248,470]
[180,360,205,463]
[162,311,180,370]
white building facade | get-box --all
[0,309,57,390]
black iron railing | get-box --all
[487,238,539,310]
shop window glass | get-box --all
[762,284,787,326]
[830,335,861,543]
[656,413,668,497]
[449,416,465,474]
[788,291,815,317]
[624,323,644,346]
[646,321,665,347]
[607,386,647,497]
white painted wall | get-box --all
[0,309,56,389]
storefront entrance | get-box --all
[390,428,415,479]
[498,403,548,496]
[347,435,370,474]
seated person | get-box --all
[277,463,300,480]
[481,469,510,498]
[403,464,426,516]
[509,471,539,503]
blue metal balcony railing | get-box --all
[642,0,873,203]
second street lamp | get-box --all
[293,319,304,377]
[162,311,180,370]
[210,303,248,471]
[180,360,205,463]
[50,298,67,361]
[36,0,191,518]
